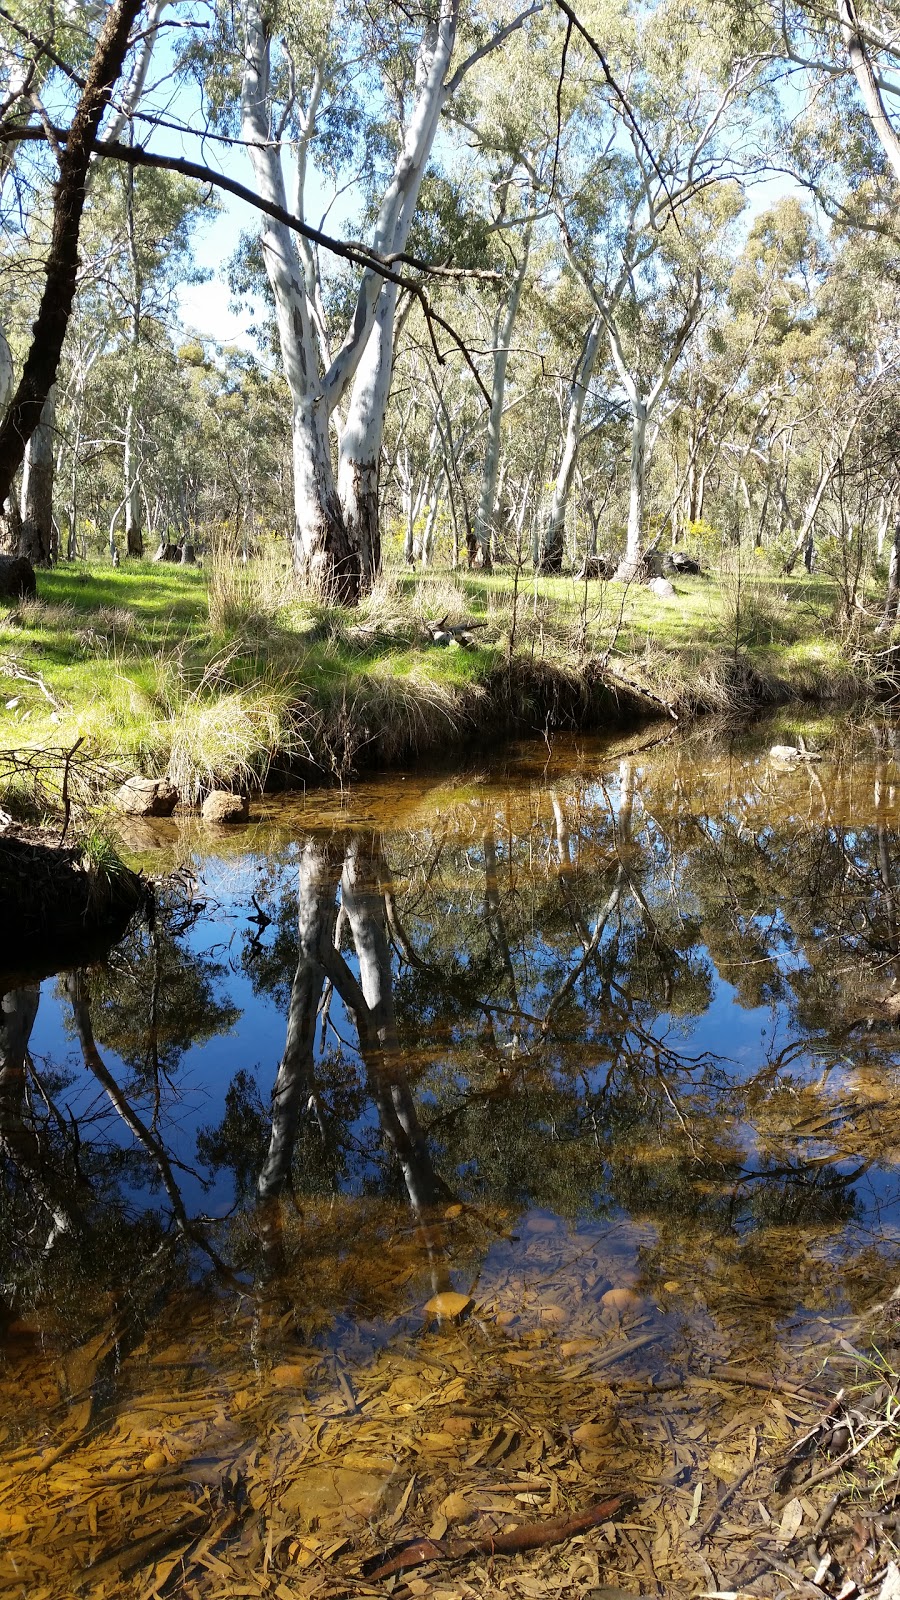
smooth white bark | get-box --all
[338,0,459,579]
[542,315,602,570]
[474,218,533,565]
[20,385,57,564]
[241,0,357,592]
[123,366,142,556]
[839,0,900,185]
[0,326,11,414]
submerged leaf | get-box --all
[423,1292,471,1320]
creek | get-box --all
[3,715,900,1598]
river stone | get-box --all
[648,576,676,599]
[0,555,37,600]
[770,744,821,763]
[202,789,248,823]
[114,776,178,817]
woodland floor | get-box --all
[0,555,880,804]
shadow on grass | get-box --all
[37,563,208,626]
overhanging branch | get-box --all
[0,122,501,288]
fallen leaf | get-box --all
[688,1482,703,1527]
[776,1497,804,1546]
[439,1491,471,1523]
[573,1421,615,1449]
[539,1305,567,1327]
[423,1292,471,1321]
[442,1416,475,1438]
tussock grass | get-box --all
[0,550,876,801]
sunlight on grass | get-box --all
[0,553,871,796]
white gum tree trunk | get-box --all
[241,0,359,598]
[20,385,57,564]
[839,0,900,185]
[0,326,15,551]
[561,223,703,582]
[123,367,143,558]
[244,0,540,597]
[541,315,602,571]
[607,280,702,582]
[337,0,458,584]
[339,284,399,587]
[474,218,533,569]
[619,397,649,577]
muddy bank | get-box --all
[261,648,799,792]
[0,827,149,979]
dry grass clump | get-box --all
[156,642,316,799]
[312,662,474,776]
[408,572,474,631]
[716,558,800,650]
[206,536,296,633]
[165,685,318,800]
[6,599,77,633]
[95,607,136,642]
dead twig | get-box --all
[363,1492,633,1580]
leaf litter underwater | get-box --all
[7,719,900,1598]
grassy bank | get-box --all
[0,553,880,804]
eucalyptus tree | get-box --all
[661,197,825,555]
[0,0,179,554]
[774,0,900,221]
[547,0,762,578]
[104,163,209,557]
[236,0,541,600]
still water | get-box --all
[4,717,900,1597]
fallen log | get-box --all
[363,1491,632,1580]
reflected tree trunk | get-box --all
[0,985,81,1245]
[340,838,445,1216]
[483,829,519,1010]
[879,516,900,633]
[257,839,342,1205]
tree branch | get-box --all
[0,0,145,505]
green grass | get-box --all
[0,554,877,803]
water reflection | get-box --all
[5,720,900,1594]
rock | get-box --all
[648,576,676,599]
[201,789,248,823]
[0,555,37,600]
[601,1287,642,1311]
[637,549,666,580]
[769,744,822,763]
[664,550,701,575]
[423,1290,472,1320]
[113,776,178,817]
[575,554,615,581]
